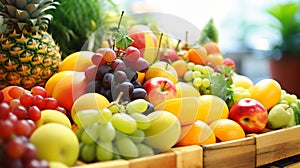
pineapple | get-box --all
[0,0,61,89]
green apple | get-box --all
[144,110,181,153]
[145,61,178,84]
[267,104,293,129]
[30,123,80,166]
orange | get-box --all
[250,78,281,110]
[45,71,75,97]
[176,120,216,146]
[52,72,88,111]
[209,119,245,142]
[58,51,94,72]
[185,46,207,65]
[1,86,14,103]
[137,72,145,84]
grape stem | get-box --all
[107,91,128,111]
[117,11,125,32]
[112,11,125,50]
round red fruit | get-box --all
[14,120,32,137]
[125,46,140,62]
[12,105,28,120]
[0,120,14,139]
[6,137,26,158]
[28,106,41,122]
[31,86,47,98]
[0,102,11,120]
[20,92,34,107]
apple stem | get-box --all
[165,62,169,70]
[162,80,168,91]
[155,32,164,61]
[175,39,181,52]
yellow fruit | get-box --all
[71,93,110,119]
[250,78,281,110]
[232,73,254,89]
[175,82,200,98]
[172,59,189,78]
[155,97,200,126]
[144,110,181,152]
[30,123,79,166]
[196,95,229,124]
[58,51,94,72]
[49,161,69,168]
[36,110,72,128]
[155,95,228,126]
[145,61,178,84]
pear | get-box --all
[267,104,293,129]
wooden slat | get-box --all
[129,151,176,168]
[72,159,129,168]
[255,125,300,167]
[170,145,203,168]
[202,137,256,168]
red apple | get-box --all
[142,77,177,107]
[229,98,268,133]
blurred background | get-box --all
[47,0,299,84]
[113,0,288,83]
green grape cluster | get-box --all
[74,99,155,163]
[182,62,215,95]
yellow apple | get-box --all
[49,161,69,168]
[30,123,80,166]
[144,110,181,153]
[145,61,178,84]
[35,110,72,128]
[175,82,200,98]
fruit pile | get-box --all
[1,2,300,167]
[0,86,68,168]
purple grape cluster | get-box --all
[84,46,149,103]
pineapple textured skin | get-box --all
[0,0,61,89]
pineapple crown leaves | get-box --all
[0,0,59,32]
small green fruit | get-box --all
[267,104,292,129]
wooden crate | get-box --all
[201,136,256,168]
[129,150,176,168]
[73,126,300,168]
[170,145,203,168]
[72,159,129,168]
[255,125,300,167]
